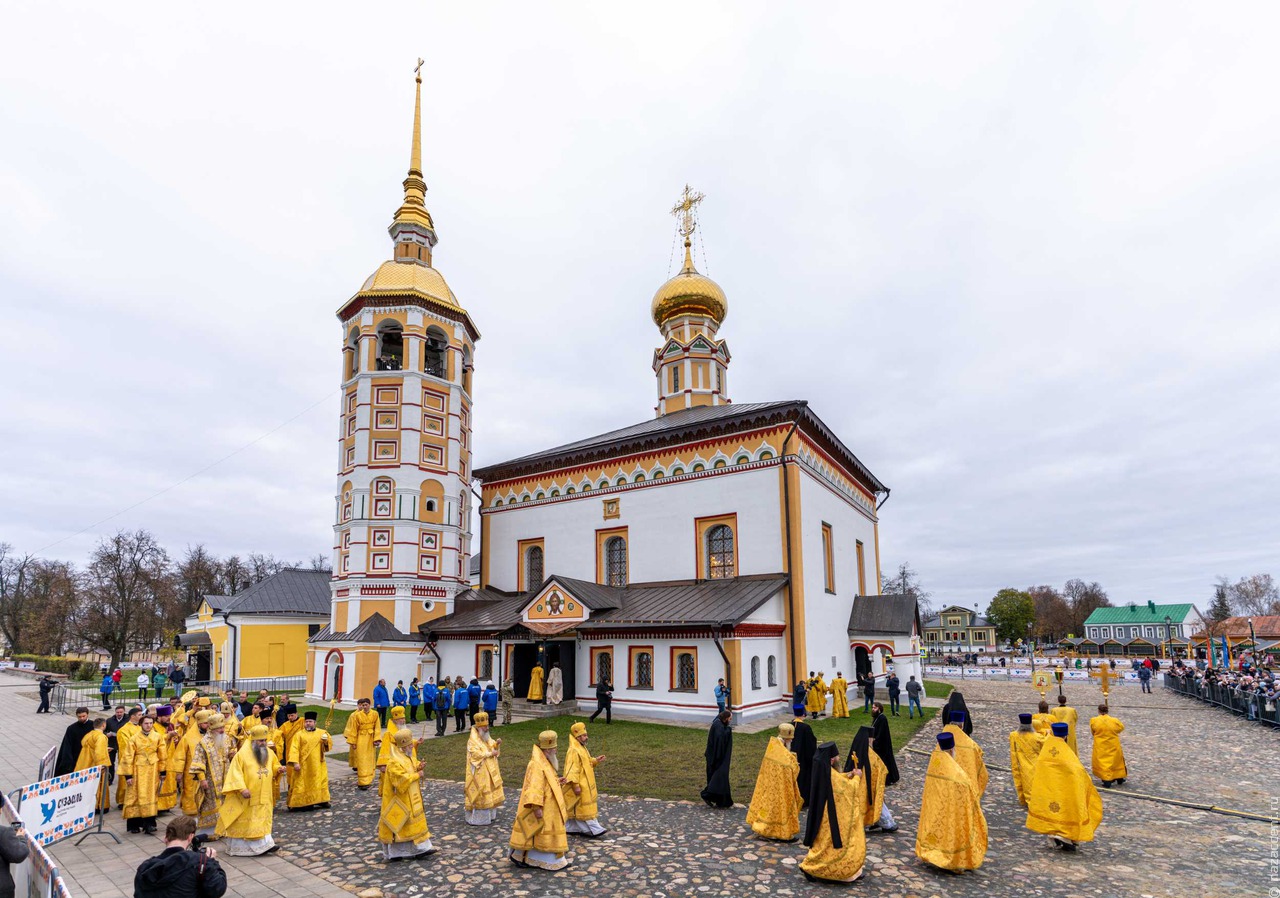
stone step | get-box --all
[510,699,579,718]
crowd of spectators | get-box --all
[1166,655,1279,724]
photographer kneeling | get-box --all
[134,815,227,898]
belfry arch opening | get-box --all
[376,321,404,370]
[424,326,448,378]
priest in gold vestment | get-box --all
[943,710,989,797]
[121,715,165,834]
[286,711,331,810]
[276,704,305,801]
[526,663,545,702]
[218,725,285,856]
[1032,700,1055,737]
[1050,695,1079,754]
[377,705,412,771]
[189,714,234,838]
[1026,721,1103,850]
[178,711,213,816]
[805,672,828,719]
[509,730,570,871]
[114,708,143,808]
[828,673,850,718]
[1089,705,1127,787]
[343,697,382,789]
[745,723,802,841]
[155,707,182,813]
[799,742,865,883]
[464,712,505,825]
[75,718,111,814]
[845,725,897,832]
[378,729,436,860]
[1009,712,1046,807]
[915,732,987,871]
[563,721,607,837]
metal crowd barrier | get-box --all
[54,675,307,714]
[1163,673,1280,727]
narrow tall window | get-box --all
[855,540,866,595]
[767,655,777,687]
[480,649,493,680]
[750,656,761,690]
[706,524,735,579]
[676,652,696,690]
[596,652,612,685]
[671,365,680,392]
[636,651,653,688]
[526,546,543,589]
[822,522,835,593]
[605,536,627,587]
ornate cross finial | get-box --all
[670,184,705,240]
[414,57,425,82]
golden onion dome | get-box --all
[356,259,458,308]
[651,242,728,327]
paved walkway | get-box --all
[2,673,1271,897]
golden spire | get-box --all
[390,58,436,246]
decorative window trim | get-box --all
[517,538,545,592]
[589,646,613,687]
[821,522,835,593]
[670,646,698,692]
[695,514,738,580]
[595,527,629,587]
[628,645,654,690]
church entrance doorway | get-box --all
[542,640,576,704]
[853,645,871,682]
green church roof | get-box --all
[1083,603,1196,626]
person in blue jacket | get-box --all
[392,680,408,710]
[373,678,391,727]
[432,679,450,737]
[452,680,469,733]
[408,678,422,723]
[423,678,438,722]
[482,682,499,722]
[99,672,115,710]
[467,678,483,725]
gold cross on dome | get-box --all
[414,57,424,80]
[670,184,705,239]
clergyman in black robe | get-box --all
[700,710,734,808]
[869,702,900,785]
[939,691,973,735]
[790,712,817,806]
[55,707,95,777]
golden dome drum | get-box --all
[651,252,728,327]
[357,259,458,308]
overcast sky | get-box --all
[2,4,1277,609]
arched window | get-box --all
[596,652,612,685]
[604,536,627,587]
[461,346,473,394]
[525,546,543,588]
[692,463,705,473]
[479,649,493,680]
[671,466,684,476]
[713,459,727,469]
[706,524,735,579]
[750,655,761,690]
[424,326,448,378]
[767,655,777,687]
[675,652,697,690]
[614,475,626,486]
[345,327,360,379]
[376,322,403,370]
[736,455,750,465]
[635,651,653,688]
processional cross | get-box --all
[1089,664,1116,698]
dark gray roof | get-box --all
[473,400,887,496]
[923,612,990,629]
[202,595,229,612]
[312,613,420,644]
[468,554,482,577]
[425,573,787,635]
[847,594,920,637]
[222,569,331,617]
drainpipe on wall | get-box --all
[223,612,239,691]
[780,419,801,687]
[712,627,734,723]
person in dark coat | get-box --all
[792,681,808,712]
[589,675,613,724]
[869,702,900,785]
[55,707,95,777]
[133,815,227,898]
[700,709,734,808]
[939,691,973,736]
[790,707,818,807]
[0,821,30,898]
[36,675,57,713]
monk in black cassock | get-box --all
[701,709,734,808]
[869,701,899,784]
[790,706,817,807]
[939,692,973,736]
[55,707,96,777]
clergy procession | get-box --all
[51,668,1134,887]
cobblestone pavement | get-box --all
[270,678,1273,898]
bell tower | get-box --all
[309,61,481,704]
[650,185,731,417]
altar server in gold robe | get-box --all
[464,712,505,825]
[845,725,897,832]
[377,729,436,860]
[563,721,608,837]
[1089,705,1127,787]
[745,723,802,841]
[799,741,866,883]
[75,718,111,814]
[915,732,987,871]
[343,697,382,790]
[114,707,143,808]
[155,706,182,812]
[217,725,285,856]
[122,715,166,835]
[943,710,989,797]
[1032,700,1056,737]
[1027,721,1103,851]
[828,672,850,718]
[377,705,412,771]
[1050,695,1079,754]
[509,730,570,870]
[1009,712,1046,807]
[526,663,545,702]
[286,711,331,810]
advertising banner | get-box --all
[37,746,57,783]
[17,767,103,847]
[18,662,36,670]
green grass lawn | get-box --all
[923,679,954,699]
[330,707,936,803]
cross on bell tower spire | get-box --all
[390,57,437,263]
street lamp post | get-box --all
[1028,621,1036,675]
[1248,618,1257,666]
[1164,615,1172,660]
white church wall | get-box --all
[432,641,478,684]
[797,467,879,685]
[483,466,785,591]
[735,636,790,717]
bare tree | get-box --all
[219,555,249,596]
[1028,584,1073,642]
[308,553,333,574]
[0,544,36,655]
[1227,573,1279,616]
[25,559,80,656]
[176,544,222,613]
[78,530,174,668]
[1062,578,1110,634]
[880,561,934,618]
[246,553,288,585]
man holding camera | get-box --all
[134,815,227,898]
